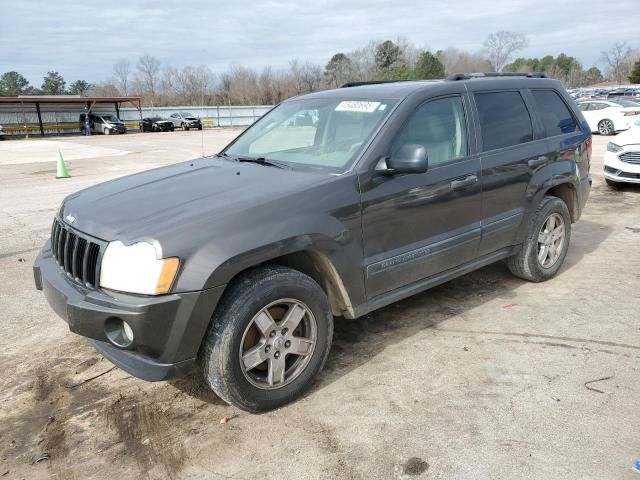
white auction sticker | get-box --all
[335,101,381,113]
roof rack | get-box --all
[447,72,547,81]
[339,80,411,88]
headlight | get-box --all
[99,241,180,295]
[607,142,622,153]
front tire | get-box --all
[182,122,190,131]
[103,127,111,135]
[200,266,333,412]
[605,178,622,188]
[598,119,614,135]
[508,196,571,282]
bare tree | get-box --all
[483,31,529,72]
[602,42,632,84]
[113,59,131,96]
[439,47,491,75]
[136,54,161,105]
[347,41,377,81]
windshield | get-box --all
[101,115,120,122]
[225,98,398,172]
[180,112,196,118]
[612,99,640,107]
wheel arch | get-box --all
[527,160,580,223]
[196,236,359,319]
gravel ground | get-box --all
[0,130,639,480]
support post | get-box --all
[114,101,120,119]
[35,102,45,137]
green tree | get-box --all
[324,53,352,88]
[412,51,446,79]
[629,60,640,84]
[375,66,413,81]
[0,71,30,96]
[585,67,604,85]
[41,71,66,94]
[375,40,402,72]
[68,79,93,96]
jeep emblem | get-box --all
[65,214,76,224]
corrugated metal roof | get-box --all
[0,96,141,104]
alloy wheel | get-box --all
[537,213,565,268]
[239,299,317,390]
[598,119,613,135]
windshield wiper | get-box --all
[215,152,235,161]
[235,156,288,169]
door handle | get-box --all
[528,156,548,169]
[450,175,478,190]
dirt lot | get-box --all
[0,130,639,480]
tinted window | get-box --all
[531,90,577,136]
[393,96,468,166]
[590,103,607,111]
[475,91,533,151]
[577,103,589,111]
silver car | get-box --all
[168,112,203,130]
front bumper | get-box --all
[34,242,225,381]
[603,150,640,184]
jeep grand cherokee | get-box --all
[34,73,592,412]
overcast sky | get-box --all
[1,0,637,85]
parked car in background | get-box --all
[168,112,202,130]
[79,113,127,135]
[576,100,639,135]
[607,88,640,100]
[140,117,175,132]
[603,128,640,186]
[0,124,6,139]
[35,73,592,412]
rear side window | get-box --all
[475,91,533,151]
[531,90,577,136]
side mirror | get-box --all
[379,144,428,174]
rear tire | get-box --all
[508,196,571,282]
[200,266,333,412]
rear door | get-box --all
[469,88,547,256]
[528,88,587,194]
[359,92,482,300]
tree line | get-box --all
[1,33,639,106]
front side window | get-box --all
[577,103,589,111]
[531,90,577,137]
[475,91,533,151]
[225,98,398,172]
[392,96,468,167]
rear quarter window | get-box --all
[531,90,577,137]
[475,91,533,151]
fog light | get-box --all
[122,321,134,343]
[105,317,134,348]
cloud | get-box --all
[0,0,637,85]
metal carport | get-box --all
[0,96,142,137]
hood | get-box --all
[60,157,327,243]
[612,128,640,147]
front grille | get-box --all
[619,151,640,165]
[619,171,640,179]
[50,219,102,288]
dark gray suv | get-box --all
[34,73,592,412]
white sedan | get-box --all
[603,128,640,186]
[577,99,640,135]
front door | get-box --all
[359,94,482,300]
